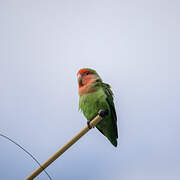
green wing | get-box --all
[102,83,118,139]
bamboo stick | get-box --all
[25,110,108,180]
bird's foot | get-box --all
[87,120,92,129]
[98,109,109,118]
[87,109,109,129]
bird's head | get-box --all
[77,68,101,87]
[77,68,102,95]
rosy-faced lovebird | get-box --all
[77,68,118,147]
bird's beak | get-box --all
[77,74,82,86]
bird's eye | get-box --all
[85,72,89,75]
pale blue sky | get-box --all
[0,0,179,179]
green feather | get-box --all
[79,75,118,147]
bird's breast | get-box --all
[79,89,108,120]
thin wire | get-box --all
[0,133,52,180]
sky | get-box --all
[0,0,179,179]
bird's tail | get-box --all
[108,136,117,147]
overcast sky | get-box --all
[0,0,179,179]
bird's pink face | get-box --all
[77,69,95,88]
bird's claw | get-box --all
[87,120,92,129]
[87,109,109,129]
[98,109,109,118]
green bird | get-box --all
[77,68,118,147]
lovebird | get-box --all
[77,68,118,147]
